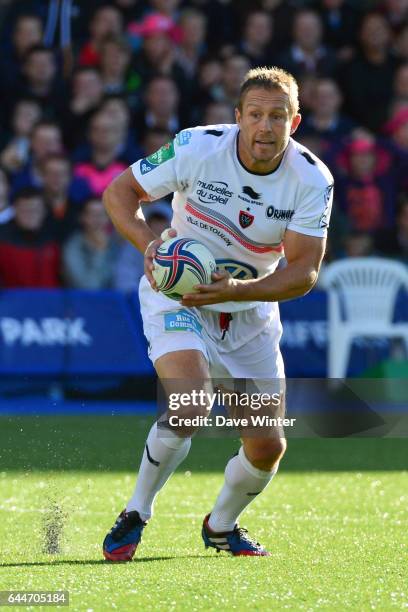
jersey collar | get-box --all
[235,130,288,177]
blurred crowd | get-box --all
[0,0,407,291]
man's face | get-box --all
[91,8,122,41]
[394,66,408,97]
[350,151,376,178]
[13,17,42,56]
[74,70,103,101]
[102,99,129,129]
[90,113,122,150]
[25,51,56,85]
[43,160,71,194]
[101,42,129,75]
[313,81,341,115]
[143,131,172,155]
[81,200,109,232]
[146,79,178,114]
[294,13,322,50]
[245,12,272,47]
[360,15,390,49]
[31,127,62,161]
[13,101,41,137]
[14,197,46,231]
[223,57,251,96]
[236,87,300,168]
[143,33,172,62]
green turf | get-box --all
[0,416,407,611]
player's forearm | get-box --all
[237,261,318,302]
[103,177,156,253]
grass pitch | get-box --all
[0,415,407,611]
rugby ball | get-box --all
[152,237,216,301]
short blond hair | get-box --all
[238,66,300,117]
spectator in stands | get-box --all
[73,111,128,198]
[0,14,43,94]
[62,67,104,150]
[277,9,337,79]
[190,56,223,119]
[202,100,235,125]
[100,95,142,159]
[142,127,173,157]
[390,63,408,112]
[381,0,408,35]
[211,54,250,107]
[343,231,374,257]
[375,193,408,261]
[0,98,42,174]
[12,120,63,193]
[238,10,274,67]
[99,35,133,95]
[394,23,408,61]
[383,107,408,192]
[134,76,180,139]
[15,46,65,118]
[197,56,223,93]
[131,13,185,87]
[176,9,207,79]
[297,73,319,117]
[62,197,118,289]
[335,136,397,233]
[317,0,358,61]
[0,187,60,287]
[79,4,124,67]
[114,201,172,292]
[385,107,408,151]
[0,168,13,225]
[148,0,182,19]
[255,0,296,50]
[41,154,89,240]
[339,12,400,131]
[296,78,355,161]
[113,0,142,25]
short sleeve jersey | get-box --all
[131,124,333,284]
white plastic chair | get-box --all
[321,257,408,378]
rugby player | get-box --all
[102,66,333,559]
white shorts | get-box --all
[139,276,285,386]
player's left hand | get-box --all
[181,269,241,307]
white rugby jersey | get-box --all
[131,123,333,311]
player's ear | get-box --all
[290,113,302,135]
[235,107,241,126]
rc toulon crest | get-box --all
[239,210,254,228]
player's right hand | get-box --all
[144,228,177,291]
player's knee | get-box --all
[246,438,287,471]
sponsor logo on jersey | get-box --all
[205,129,223,137]
[215,259,258,279]
[242,186,261,200]
[140,141,175,174]
[239,210,254,228]
[186,214,233,246]
[196,180,233,205]
[176,130,192,146]
[238,186,264,207]
[266,205,294,221]
[319,183,333,228]
[324,183,334,204]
